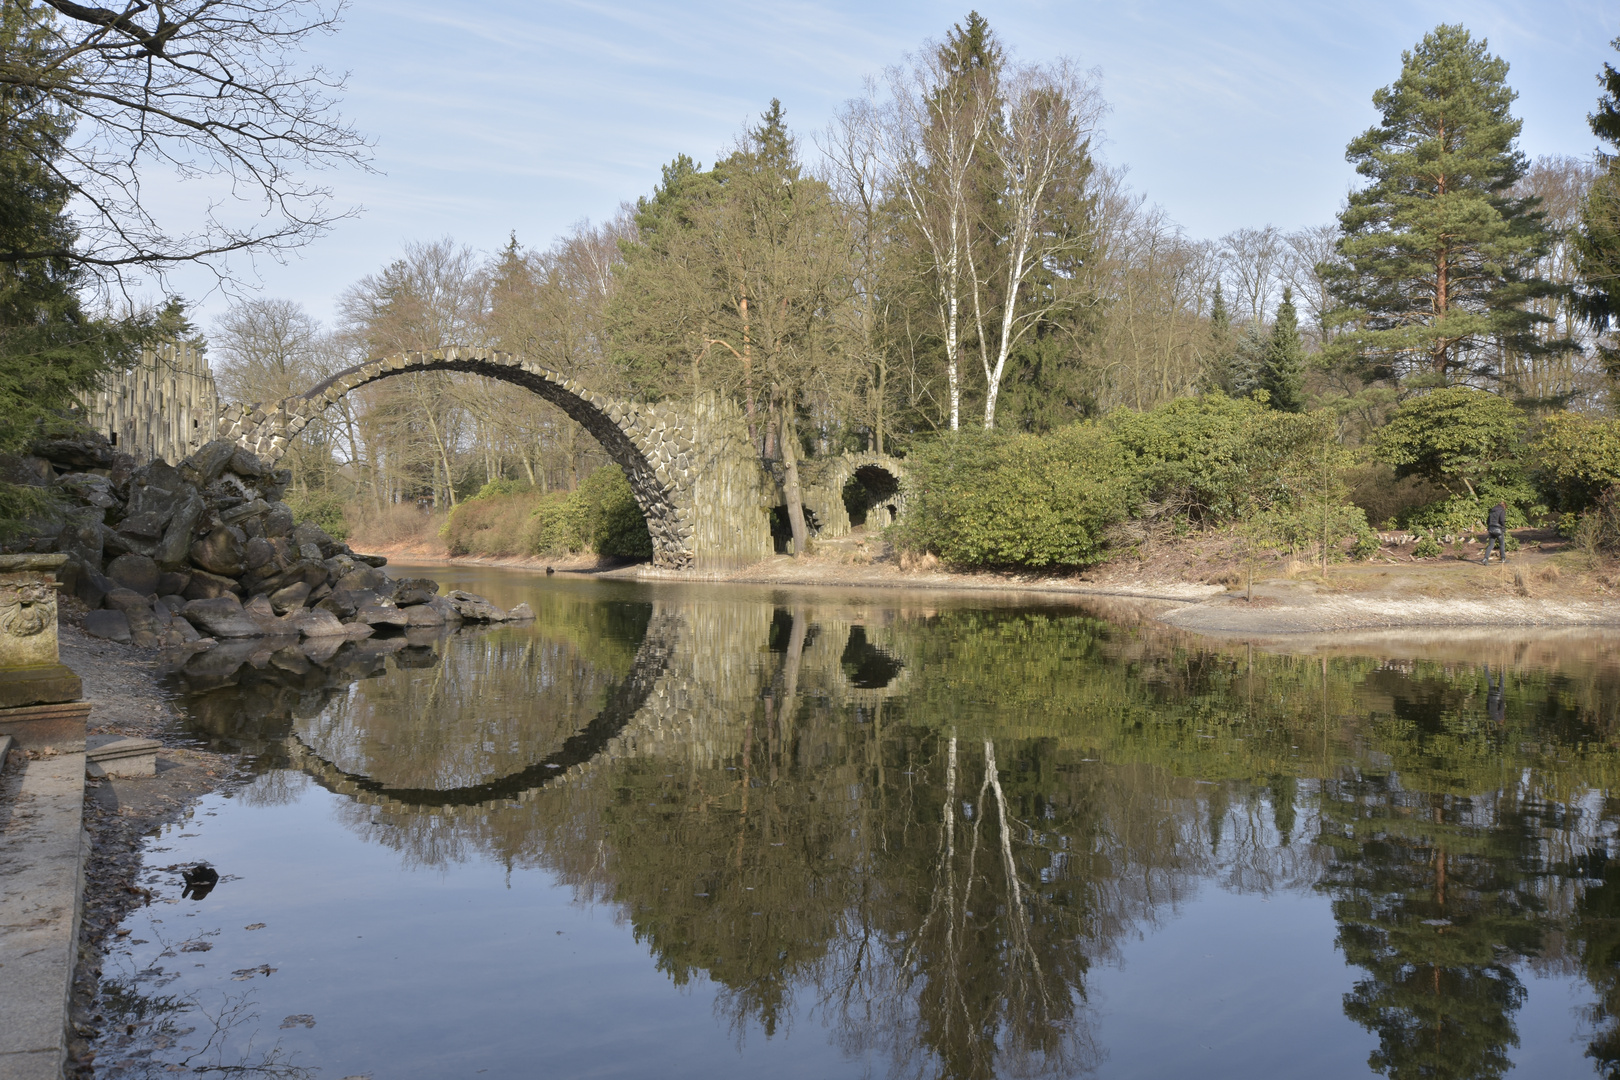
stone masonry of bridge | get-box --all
[215,348,905,570]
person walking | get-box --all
[1482,501,1509,564]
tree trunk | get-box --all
[779,402,809,557]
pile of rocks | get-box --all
[12,433,531,649]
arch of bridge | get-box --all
[215,348,705,568]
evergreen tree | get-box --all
[1576,36,1620,371]
[0,3,142,528]
[1325,25,1556,386]
[1260,287,1307,411]
[1201,281,1237,393]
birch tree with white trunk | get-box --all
[975,60,1103,429]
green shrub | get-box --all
[1412,533,1442,559]
[899,424,1133,569]
[1530,412,1620,513]
[1107,393,1268,523]
[285,489,349,541]
[523,494,588,555]
[1350,530,1381,560]
[579,465,653,559]
[1374,387,1526,499]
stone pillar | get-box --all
[0,554,90,751]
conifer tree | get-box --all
[1260,287,1307,411]
[0,4,143,527]
[1576,36,1620,370]
[1203,281,1235,392]
[1325,25,1555,386]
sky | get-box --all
[144,0,1617,332]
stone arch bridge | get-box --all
[216,348,903,570]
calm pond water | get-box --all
[89,566,1620,1080]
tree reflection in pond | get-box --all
[167,590,1620,1079]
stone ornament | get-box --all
[0,553,68,668]
[0,581,55,637]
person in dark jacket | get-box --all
[1482,502,1508,564]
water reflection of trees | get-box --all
[171,595,1620,1079]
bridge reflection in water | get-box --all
[165,585,1620,1080]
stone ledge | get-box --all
[0,751,87,1080]
[0,700,92,752]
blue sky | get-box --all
[159,0,1617,330]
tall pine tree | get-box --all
[1576,36,1620,371]
[1325,25,1555,387]
[1260,287,1307,411]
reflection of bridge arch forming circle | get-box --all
[791,452,908,539]
[215,348,777,570]
[284,609,682,812]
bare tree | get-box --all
[1220,225,1285,329]
[1504,155,1602,407]
[1283,222,1342,347]
[823,82,894,452]
[212,297,346,491]
[7,0,369,286]
[212,297,320,404]
[337,239,486,509]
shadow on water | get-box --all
[155,583,1620,1080]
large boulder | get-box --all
[242,594,291,634]
[252,559,328,597]
[335,565,388,594]
[156,570,191,596]
[228,446,267,478]
[269,580,311,614]
[119,460,195,554]
[102,588,162,647]
[181,595,263,638]
[403,603,444,628]
[57,506,107,570]
[391,577,439,606]
[287,607,372,640]
[83,609,131,643]
[190,526,247,577]
[34,431,114,470]
[242,536,276,572]
[291,522,339,560]
[353,596,408,629]
[444,590,508,623]
[178,440,238,488]
[151,490,204,568]
[55,472,121,511]
[263,502,295,538]
[182,569,241,601]
[106,553,160,596]
[424,595,462,625]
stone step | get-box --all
[85,734,161,778]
